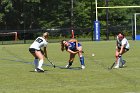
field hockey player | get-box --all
[114,32,130,69]
[61,39,85,69]
[29,32,49,72]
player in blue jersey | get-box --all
[61,39,85,69]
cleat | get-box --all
[65,64,71,69]
[34,68,37,72]
[36,68,44,72]
[114,65,119,69]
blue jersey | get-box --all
[68,42,81,51]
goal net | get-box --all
[0,32,18,44]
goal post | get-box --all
[95,0,140,41]
[0,32,18,43]
[134,13,140,40]
[94,0,100,41]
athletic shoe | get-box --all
[36,68,44,72]
[113,65,119,69]
[81,65,85,69]
[34,68,37,72]
[65,64,71,69]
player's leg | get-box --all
[29,48,39,71]
[34,58,38,71]
[114,49,127,68]
[30,54,39,71]
[114,49,120,68]
[77,46,85,69]
[65,53,75,68]
[119,49,128,67]
[35,51,44,72]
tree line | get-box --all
[0,0,140,33]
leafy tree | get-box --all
[0,0,13,29]
[0,0,140,33]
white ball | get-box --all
[92,53,95,56]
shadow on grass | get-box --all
[0,58,82,70]
[58,66,82,70]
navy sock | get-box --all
[69,61,73,66]
[80,56,85,65]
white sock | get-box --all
[34,59,38,69]
[38,59,43,69]
[119,56,123,67]
[116,57,120,66]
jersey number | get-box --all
[36,38,43,43]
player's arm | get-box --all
[119,44,125,55]
[119,40,127,55]
[68,39,77,42]
[116,40,118,50]
[67,49,79,54]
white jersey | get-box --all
[117,36,130,49]
[29,37,48,50]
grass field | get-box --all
[0,40,140,93]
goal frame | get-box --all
[134,13,140,40]
[0,32,18,41]
[95,0,140,40]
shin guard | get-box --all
[80,56,85,65]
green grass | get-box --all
[0,41,140,93]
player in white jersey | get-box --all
[29,32,49,72]
[114,32,130,68]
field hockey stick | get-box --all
[108,62,115,70]
[46,57,56,68]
